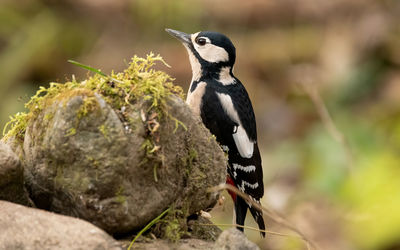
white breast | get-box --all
[184,44,202,82]
[186,81,207,116]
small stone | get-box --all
[214,228,260,250]
[128,239,214,250]
[0,200,121,250]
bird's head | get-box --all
[166,29,236,79]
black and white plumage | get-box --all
[166,29,265,236]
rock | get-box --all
[125,228,260,250]
[0,200,121,250]
[214,228,260,250]
[0,141,31,206]
[128,239,214,250]
[188,216,222,241]
[22,91,226,235]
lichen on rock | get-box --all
[2,54,227,238]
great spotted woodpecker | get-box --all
[166,29,265,236]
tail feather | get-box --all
[249,205,265,237]
[234,197,248,232]
[234,197,265,237]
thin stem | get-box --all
[127,207,171,250]
[300,81,354,174]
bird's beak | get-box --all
[165,28,191,45]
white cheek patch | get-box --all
[186,81,207,116]
[191,33,229,63]
[196,44,230,63]
[219,66,236,85]
[216,93,254,158]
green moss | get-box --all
[2,53,184,142]
[128,207,171,248]
[171,116,187,133]
[140,138,156,156]
[65,128,76,137]
[98,124,110,142]
[115,186,126,204]
[192,169,207,180]
[44,112,54,121]
[2,112,29,142]
[158,206,189,242]
[77,95,98,119]
[164,217,185,242]
[181,147,198,177]
[115,195,126,204]
[54,164,66,189]
[86,155,100,168]
[188,148,198,167]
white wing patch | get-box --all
[239,181,259,197]
[216,93,240,121]
[216,93,254,158]
[242,180,259,189]
[232,163,256,173]
[233,126,254,158]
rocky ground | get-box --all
[0,200,259,250]
[0,55,259,249]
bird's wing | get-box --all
[216,92,255,158]
[229,82,257,141]
[228,143,264,199]
[217,83,264,199]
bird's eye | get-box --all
[195,37,207,46]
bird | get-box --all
[166,28,265,236]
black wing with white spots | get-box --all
[199,79,265,236]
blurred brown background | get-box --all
[1,0,400,249]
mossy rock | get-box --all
[0,141,32,206]
[3,54,227,235]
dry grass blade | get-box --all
[208,183,318,250]
[289,65,354,174]
[199,222,304,238]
